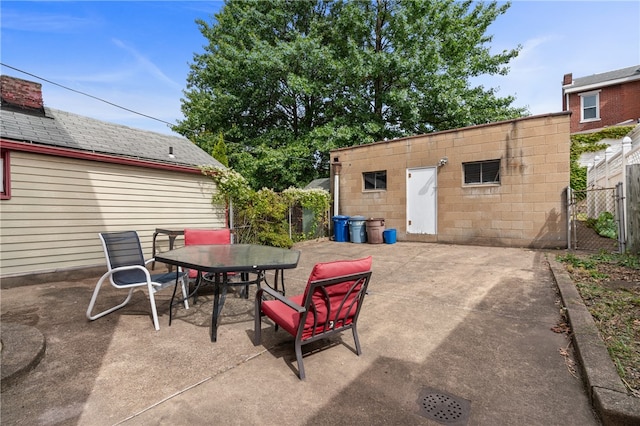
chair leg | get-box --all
[86,272,135,321]
[352,325,362,355]
[179,275,189,310]
[147,283,161,331]
[295,339,305,380]
[254,297,262,345]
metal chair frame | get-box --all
[255,270,372,379]
[86,231,188,331]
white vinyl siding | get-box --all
[0,151,224,277]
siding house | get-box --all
[0,76,225,285]
[562,65,640,134]
[330,113,571,249]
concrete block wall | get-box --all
[330,113,571,249]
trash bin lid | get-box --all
[349,215,366,221]
[366,217,384,221]
[332,215,350,220]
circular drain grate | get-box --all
[417,387,471,425]
[420,393,464,423]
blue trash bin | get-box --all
[349,215,367,243]
[332,215,350,242]
[383,229,397,244]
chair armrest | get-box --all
[259,285,305,313]
[107,264,156,286]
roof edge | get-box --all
[331,112,570,153]
[0,139,204,175]
[562,73,640,94]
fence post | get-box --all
[621,136,632,243]
[566,187,573,250]
[616,182,626,253]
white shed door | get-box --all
[406,167,437,234]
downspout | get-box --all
[332,158,342,216]
[228,199,234,244]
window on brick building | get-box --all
[363,170,387,190]
[463,159,500,185]
[580,92,600,122]
[1,148,10,200]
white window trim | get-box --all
[579,90,601,123]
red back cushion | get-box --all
[301,256,372,337]
[184,229,232,278]
[184,229,231,245]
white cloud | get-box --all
[0,10,98,33]
[112,38,183,89]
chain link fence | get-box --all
[568,187,620,252]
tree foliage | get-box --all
[176,0,527,190]
[211,132,229,166]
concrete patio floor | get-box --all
[0,240,630,425]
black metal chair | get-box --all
[87,231,188,331]
[255,256,372,379]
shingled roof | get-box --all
[0,75,222,169]
[563,65,640,93]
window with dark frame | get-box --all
[1,149,10,200]
[463,159,500,185]
[363,170,387,190]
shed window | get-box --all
[464,159,500,185]
[363,170,387,190]
[1,149,10,200]
[580,92,600,122]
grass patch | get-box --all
[557,251,640,396]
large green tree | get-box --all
[175,0,527,190]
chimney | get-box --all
[562,73,572,86]
[1,75,45,115]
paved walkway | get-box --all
[0,241,631,425]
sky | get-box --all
[1,1,639,136]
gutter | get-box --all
[0,138,203,175]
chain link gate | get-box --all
[567,186,624,252]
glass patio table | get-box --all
[155,244,300,342]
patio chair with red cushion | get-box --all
[254,256,373,379]
[182,228,257,303]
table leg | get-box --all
[169,268,181,326]
[274,269,285,295]
[263,269,285,295]
[211,272,229,342]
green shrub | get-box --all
[594,211,617,239]
[200,166,330,247]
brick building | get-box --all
[562,65,640,134]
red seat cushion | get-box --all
[261,294,304,336]
[262,257,372,340]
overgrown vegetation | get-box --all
[556,251,640,396]
[569,126,635,194]
[201,166,331,248]
[585,211,618,240]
